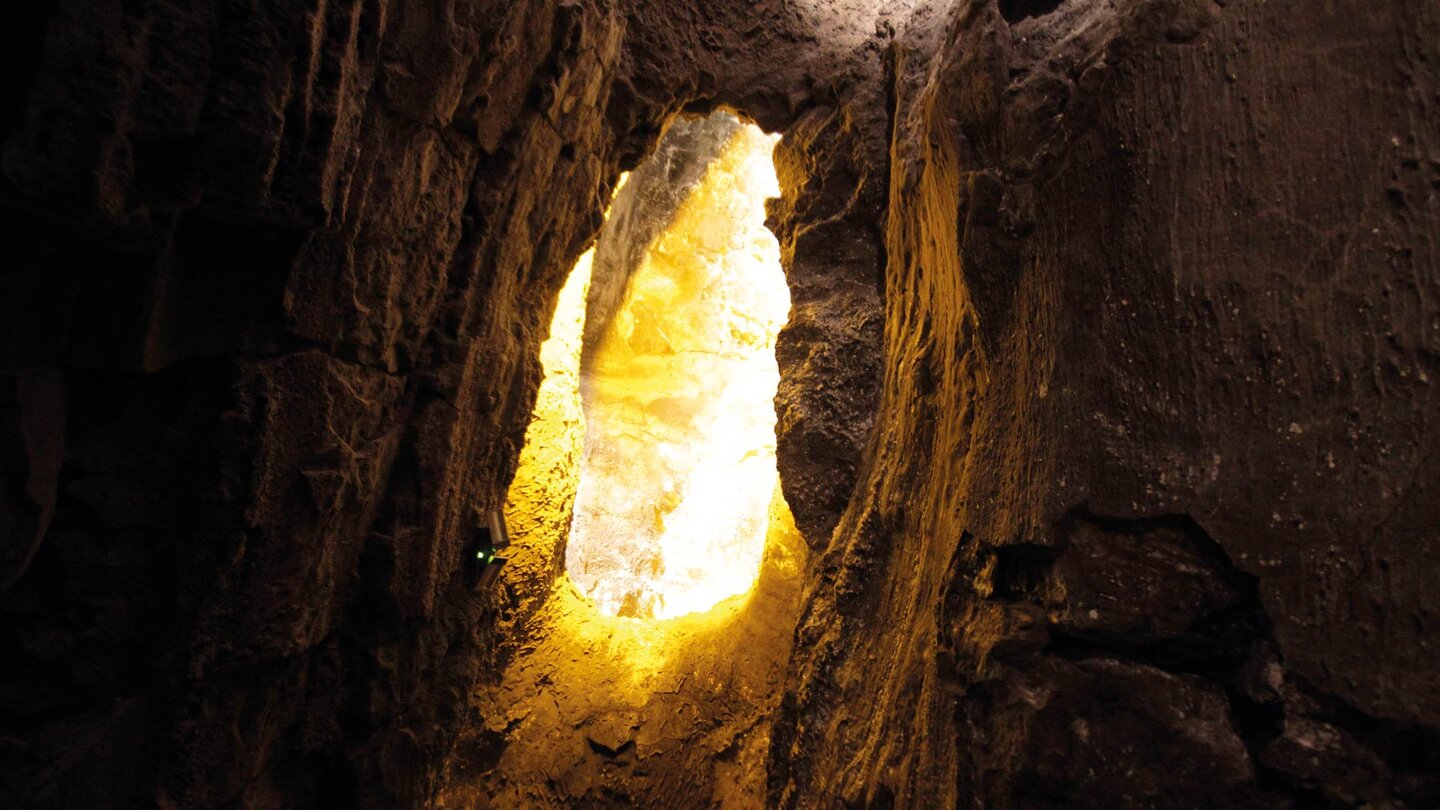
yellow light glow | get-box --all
[500,173,628,590]
[562,121,788,620]
[500,238,594,566]
[479,149,804,798]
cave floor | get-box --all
[439,495,806,808]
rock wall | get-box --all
[769,0,1440,807]
[1,0,1436,807]
[0,0,640,804]
[0,0,891,806]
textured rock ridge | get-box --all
[768,0,1440,806]
[2,1,637,803]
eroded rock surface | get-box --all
[1,0,1436,807]
[0,0,890,805]
[769,0,1440,807]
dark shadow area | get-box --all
[998,0,1064,24]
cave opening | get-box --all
[506,110,795,622]
[567,113,789,620]
[472,110,809,806]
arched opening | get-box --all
[475,110,808,807]
[568,114,788,619]
[503,110,797,622]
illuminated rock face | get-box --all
[565,117,788,619]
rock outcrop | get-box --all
[769,0,1440,807]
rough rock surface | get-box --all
[0,0,890,806]
[1,0,1437,807]
[769,0,1440,807]
[769,97,888,549]
[438,507,808,808]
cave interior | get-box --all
[1,0,1438,807]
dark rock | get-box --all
[967,657,1266,808]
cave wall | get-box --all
[770,0,1440,807]
[2,0,1437,807]
[1,0,636,803]
[0,0,892,806]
